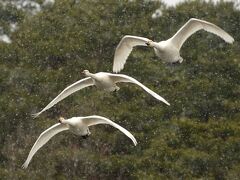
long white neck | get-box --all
[60,118,68,124]
[149,41,162,50]
[85,71,97,79]
[60,118,77,127]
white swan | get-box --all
[22,115,137,169]
[113,18,234,72]
[32,70,170,118]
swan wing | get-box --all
[113,35,151,73]
[22,123,69,169]
[82,115,137,146]
[170,18,234,50]
[32,77,94,118]
[110,74,170,106]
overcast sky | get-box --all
[161,0,185,6]
[162,0,240,6]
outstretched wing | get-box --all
[170,18,234,50]
[81,115,137,146]
[22,123,69,169]
[113,35,151,73]
[110,74,170,106]
[32,77,94,118]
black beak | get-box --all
[82,134,90,139]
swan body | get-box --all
[89,72,120,91]
[22,115,137,169]
[113,18,234,72]
[32,70,170,118]
[151,40,182,63]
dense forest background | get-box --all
[0,0,240,179]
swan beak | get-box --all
[146,40,153,46]
[58,116,64,123]
[81,71,86,76]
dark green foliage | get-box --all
[0,0,240,179]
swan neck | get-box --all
[86,72,96,79]
[61,119,68,124]
[151,42,160,49]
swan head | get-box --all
[81,70,90,76]
[58,116,65,123]
[145,40,154,47]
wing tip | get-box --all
[226,36,234,44]
[31,112,40,119]
[22,162,28,169]
[159,98,170,106]
[113,66,122,73]
[112,67,119,73]
[134,140,138,146]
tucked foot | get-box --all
[111,86,120,94]
[179,57,183,63]
[82,134,90,139]
[172,60,182,65]
[114,86,120,92]
[172,61,180,65]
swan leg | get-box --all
[172,58,183,65]
[111,86,120,93]
[82,129,91,139]
[172,61,179,65]
[179,57,183,63]
[115,86,120,92]
[81,134,90,139]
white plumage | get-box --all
[113,18,234,72]
[32,70,170,118]
[22,115,137,169]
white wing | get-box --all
[110,74,170,106]
[81,115,137,146]
[170,18,234,50]
[113,35,151,73]
[22,123,69,169]
[32,77,94,118]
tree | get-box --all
[0,0,239,179]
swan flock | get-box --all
[23,18,234,168]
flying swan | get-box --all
[22,115,137,169]
[113,18,234,72]
[32,70,170,118]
